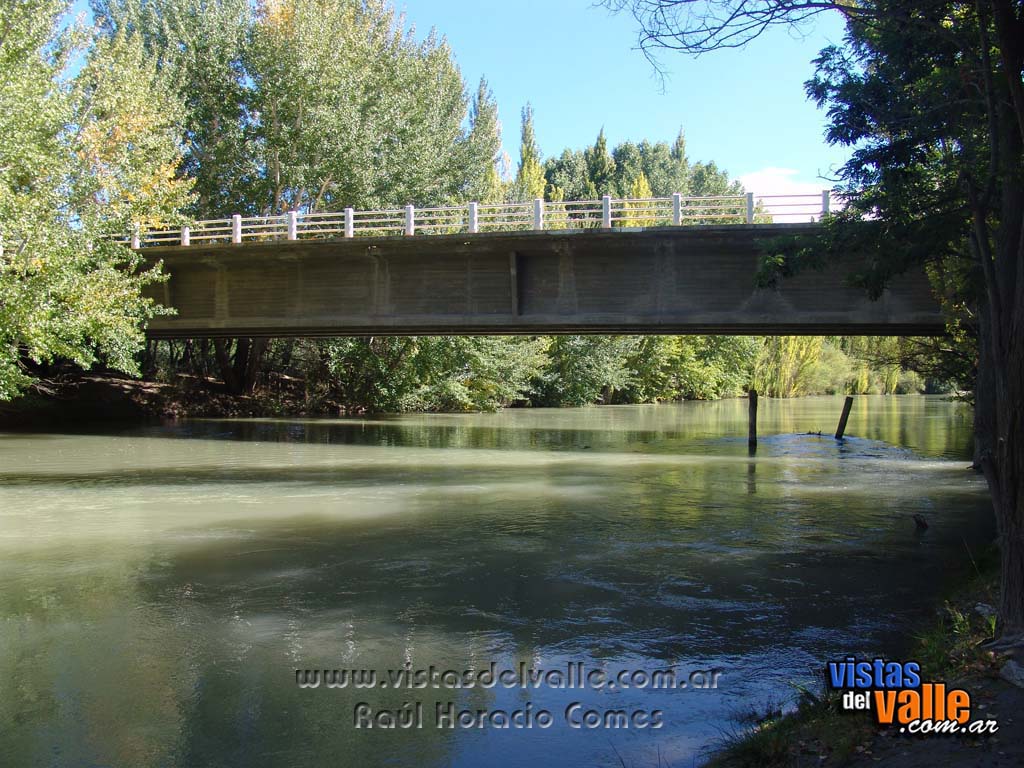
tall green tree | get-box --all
[583,129,616,197]
[533,336,636,406]
[640,133,689,195]
[0,1,190,399]
[612,141,644,196]
[94,0,254,217]
[464,79,504,203]
[97,0,503,393]
[543,148,589,201]
[513,104,546,201]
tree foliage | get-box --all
[513,104,546,202]
[0,0,190,399]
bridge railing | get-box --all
[121,191,837,248]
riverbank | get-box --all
[0,370,351,429]
[706,550,1024,767]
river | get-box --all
[0,395,992,767]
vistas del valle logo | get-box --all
[828,657,999,735]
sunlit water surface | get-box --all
[0,396,991,767]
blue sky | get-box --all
[72,0,851,195]
[395,1,851,195]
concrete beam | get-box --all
[142,224,945,338]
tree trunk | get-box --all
[988,331,1024,638]
[214,337,268,395]
[997,492,1024,637]
[142,340,157,378]
[974,308,996,469]
[978,0,1024,643]
[240,337,268,394]
[214,338,240,394]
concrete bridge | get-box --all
[134,194,944,338]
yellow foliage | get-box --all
[258,0,296,30]
[625,172,656,226]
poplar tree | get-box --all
[0,1,191,399]
[96,0,503,394]
[583,129,616,197]
[513,104,546,202]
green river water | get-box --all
[0,395,992,767]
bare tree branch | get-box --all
[601,0,872,72]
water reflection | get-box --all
[0,396,991,767]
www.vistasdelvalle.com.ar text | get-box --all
[294,661,723,692]
[294,662,724,730]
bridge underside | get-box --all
[143,224,944,338]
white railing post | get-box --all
[344,208,354,238]
[405,204,415,236]
[181,225,190,246]
[601,195,612,228]
[131,223,140,249]
[232,214,242,243]
[672,193,682,226]
[468,202,479,234]
[533,198,544,230]
[822,189,831,216]
[287,211,298,240]
[745,193,755,224]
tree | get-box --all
[94,0,254,217]
[583,129,617,197]
[533,336,636,406]
[0,1,189,399]
[605,0,1024,644]
[753,336,824,397]
[96,0,502,394]
[513,104,546,201]
[625,171,656,225]
[544,148,590,201]
[464,79,504,203]
[302,335,545,412]
[612,141,644,196]
[641,133,689,195]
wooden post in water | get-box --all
[748,389,758,453]
[835,395,854,440]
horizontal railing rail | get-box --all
[123,191,837,248]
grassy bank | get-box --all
[706,547,1005,767]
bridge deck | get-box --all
[142,224,944,338]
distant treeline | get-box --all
[143,334,962,413]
